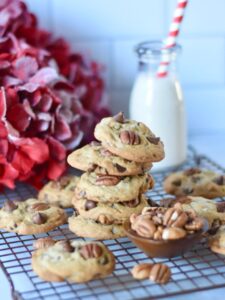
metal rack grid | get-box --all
[1,148,225,300]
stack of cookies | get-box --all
[67,112,165,239]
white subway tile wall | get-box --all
[24,0,225,134]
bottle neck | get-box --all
[138,58,178,78]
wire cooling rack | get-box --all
[1,148,225,300]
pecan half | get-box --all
[98,214,114,225]
[32,213,47,225]
[153,226,163,240]
[57,240,74,252]
[184,168,201,176]
[28,203,50,212]
[147,136,160,145]
[33,237,56,249]
[163,207,188,228]
[3,200,18,212]
[185,217,204,231]
[131,263,153,279]
[132,217,156,238]
[113,111,125,123]
[95,175,120,186]
[85,200,97,210]
[149,264,171,284]
[120,130,140,145]
[79,243,103,259]
[162,227,186,240]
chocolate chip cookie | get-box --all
[164,196,225,229]
[67,142,152,176]
[94,112,165,163]
[164,168,225,198]
[0,198,67,235]
[75,172,154,203]
[68,215,126,239]
[38,175,80,208]
[73,194,148,223]
[32,239,115,282]
[209,225,225,255]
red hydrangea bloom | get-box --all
[0,0,110,189]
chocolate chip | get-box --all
[172,180,181,187]
[3,200,18,212]
[182,188,193,195]
[147,136,160,145]
[113,112,125,123]
[213,176,225,186]
[184,168,201,176]
[121,198,140,208]
[87,164,97,172]
[114,163,126,173]
[85,200,97,211]
[208,219,221,235]
[32,213,47,225]
[59,176,71,188]
[57,240,74,252]
[216,202,225,213]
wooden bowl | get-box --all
[124,219,208,258]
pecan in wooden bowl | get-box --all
[124,206,208,258]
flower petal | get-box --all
[12,56,38,81]
[29,67,59,85]
[13,137,49,163]
[6,102,31,131]
[47,137,66,161]
[47,159,66,180]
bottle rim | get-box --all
[135,40,181,59]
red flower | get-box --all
[0,0,110,190]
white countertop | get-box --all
[1,132,225,300]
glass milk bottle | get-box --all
[129,41,187,170]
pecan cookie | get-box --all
[32,239,115,282]
[209,225,225,255]
[0,198,67,235]
[94,112,165,163]
[68,215,126,239]
[75,172,154,203]
[72,194,148,223]
[67,142,152,176]
[38,175,80,208]
[164,168,225,198]
[163,196,225,230]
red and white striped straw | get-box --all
[157,0,188,78]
